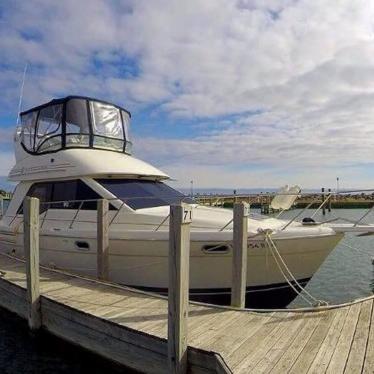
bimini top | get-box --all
[19,96,132,155]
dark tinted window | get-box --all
[96,179,192,210]
[25,183,53,213]
[20,180,101,213]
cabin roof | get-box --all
[20,95,131,117]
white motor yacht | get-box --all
[0,96,370,308]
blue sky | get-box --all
[1,0,374,191]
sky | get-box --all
[1,0,374,191]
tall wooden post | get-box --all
[168,203,192,374]
[322,187,326,216]
[231,202,249,308]
[97,199,109,281]
[328,188,332,212]
[24,197,41,331]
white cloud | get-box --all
[0,152,15,176]
[1,0,374,187]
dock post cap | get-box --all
[234,201,250,217]
[171,202,193,224]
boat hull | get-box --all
[0,230,342,308]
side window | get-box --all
[18,182,53,213]
[20,111,38,151]
[90,101,124,152]
[51,181,79,209]
[76,180,101,210]
[65,99,90,147]
[19,180,111,213]
[51,180,101,210]
[121,110,132,154]
[35,104,63,152]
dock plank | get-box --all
[363,297,374,374]
[269,311,323,373]
[250,314,306,373]
[194,312,259,355]
[226,312,293,370]
[325,303,362,374]
[344,299,373,373]
[306,307,349,374]
[287,309,336,374]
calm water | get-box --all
[285,209,374,308]
[1,203,374,371]
[0,307,134,373]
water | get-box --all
[1,203,374,370]
[0,307,134,373]
[284,209,374,308]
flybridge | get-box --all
[17,96,132,155]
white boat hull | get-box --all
[0,229,343,308]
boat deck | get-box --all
[0,253,373,373]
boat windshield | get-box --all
[19,96,132,155]
[96,179,193,210]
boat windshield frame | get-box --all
[18,96,132,155]
[96,178,194,210]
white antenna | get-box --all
[16,63,28,125]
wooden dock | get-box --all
[1,197,374,373]
[1,252,374,373]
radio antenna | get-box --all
[16,63,28,125]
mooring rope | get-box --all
[260,228,329,307]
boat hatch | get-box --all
[18,96,132,155]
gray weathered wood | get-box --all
[1,252,374,374]
[24,196,41,330]
[97,199,109,281]
[0,197,3,218]
[168,203,192,374]
[231,202,249,308]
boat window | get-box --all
[19,180,103,213]
[90,101,124,152]
[121,110,132,153]
[22,183,53,214]
[96,179,193,210]
[19,97,132,155]
[35,104,63,152]
[20,111,38,151]
[65,99,90,147]
[50,180,101,210]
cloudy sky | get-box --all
[1,0,374,191]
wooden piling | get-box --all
[24,196,41,331]
[97,199,109,281]
[322,187,326,215]
[168,203,192,374]
[231,202,249,308]
[328,188,332,212]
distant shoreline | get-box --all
[219,202,374,209]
